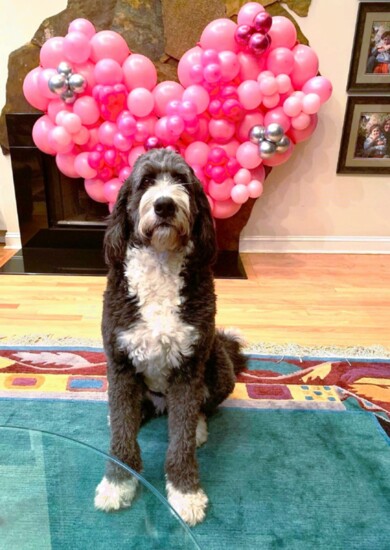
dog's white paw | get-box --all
[94,476,138,512]
[166,480,208,526]
[196,414,208,447]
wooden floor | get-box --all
[1,249,390,350]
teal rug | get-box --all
[0,346,389,549]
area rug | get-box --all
[0,342,389,549]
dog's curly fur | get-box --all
[94,148,246,526]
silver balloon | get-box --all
[57,61,73,76]
[249,125,265,144]
[265,123,284,143]
[259,140,276,159]
[48,74,68,95]
[61,89,76,104]
[275,135,290,153]
[68,73,86,93]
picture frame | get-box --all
[347,2,390,92]
[337,96,390,174]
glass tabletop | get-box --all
[0,426,201,549]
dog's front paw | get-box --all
[166,481,208,526]
[94,476,138,512]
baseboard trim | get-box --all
[4,232,21,249]
[239,236,390,254]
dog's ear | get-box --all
[191,173,217,266]
[104,180,132,267]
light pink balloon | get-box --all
[236,141,262,169]
[259,76,278,96]
[40,37,66,69]
[213,198,241,219]
[75,152,98,178]
[127,87,154,117]
[64,31,91,64]
[38,68,59,99]
[283,95,302,117]
[250,164,266,184]
[119,166,131,180]
[94,59,123,85]
[302,76,332,104]
[268,16,297,50]
[262,143,294,166]
[234,168,251,185]
[90,31,130,64]
[73,127,90,145]
[48,126,73,154]
[287,114,318,143]
[218,51,240,81]
[61,113,83,134]
[231,184,249,204]
[98,121,117,146]
[122,54,157,91]
[47,99,72,122]
[237,2,265,25]
[263,93,280,109]
[32,116,56,155]
[128,145,146,167]
[275,74,292,94]
[264,107,291,133]
[73,96,100,125]
[56,152,79,178]
[23,68,50,111]
[237,112,264,142]
[290,44,319,90]
[237,80,262,110]
[208,178,234,201]
[84,178,107,203]
[153,81,184,117]
[183,85,210,114]
[177,47,203,87]
[200,19,239,53]
[247,179,263,198]
[266,47,295,75]
[302,93,321,115]
[291,112,311,130]
[103,178,123,203]
[209,119,236,143]
[68,19,96,39]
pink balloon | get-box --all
[238,51,263,81]
[113,132,133,152]
[302,93,321,115]
[75,152,98,178]
[268,16,297,50]
[119,166,131,180]
[276,74,292,94]
[209,139,240,158]
[290,44,319,90]
[153,81,184,117]
[73,127,90,145]
[127,88,154,117]
[213,198,241,219]
[73,61,96,93]
[47,99,72,122]
[38,68,59,99]
[128,146,146,167]
[259,76,278,96]
[84,178,107,203]
[64,31,91,64]
[208,178,234,201]
[23,68,50,111]
[200,19,239,53]
[122,54,157,91]
[231,184,250,204]
[247,179,263,198]
[291,112,311,130]
[182,85,210,114]
[287,114,318,143]
[283,96,302,117]
[40,37,66,68]
[237,80,262,110]
[56,152,79,178]
[264,107,291,133]
[234,168,251,185]
[68,19,96,39]
[218,51,240,81]
[237,2,265,25]
[263,93,280,109]
[90,31,130,64]
[209,119,236,143]
[262,143,294,166]
[98,122,117,146]
[32,116,56,155]
[236,141,262,169]
[155,117,179,144]
[73,96,100,125]
[60,113,82,134]
[177,47,203,87]
[94,59,123,85]
[134,115,157,142]
[103,178,123,203]
[302,76,332,104]
[48,126,73,154]
[266,47,295,75]
[237,112,264,142]
[250,164,266,184]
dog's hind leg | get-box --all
[95,365,143,512]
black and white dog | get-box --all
[94,148,246,526]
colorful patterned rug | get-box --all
[0,344,389,549]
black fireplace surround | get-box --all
[1,113,245,278]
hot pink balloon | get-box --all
[103,178,123,203]
[287,114,318,143]
[262,143,294,166]
[40,37,66,69]
[75,152,98,178]
[213,198,241,219]
[127,87,154,117]
[266,47,295,75]
[200,19,239,53]
[208,178,234,201]
[90,30,130,64]
[302,76,332,104]
[231,184,250,204]
[56,152,79,178]
[84,178,107,203]
[73,96,100,125]
[268,16,297,50]
[182,86,210,114]
[64,31,91,64]
[237,2,265,25]
[122,54,157,91]
[236,141,262,169]
[68,19,96,39]
[290,44,319,90]
[177,47,203,87]
[153,81,184,117]
[94,59,123,85]
[23,68,50,111]
[32,116,56,155]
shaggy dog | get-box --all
[94,148,246,526]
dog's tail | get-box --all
[216,328,247,375]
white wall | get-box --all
[1,0,388,252]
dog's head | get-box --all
[104,148,217,266]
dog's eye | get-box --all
[140,176,153,189]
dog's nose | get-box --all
[154,197,176,218]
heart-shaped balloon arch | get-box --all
[22,2,332,218]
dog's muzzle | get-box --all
[154,197,177,219]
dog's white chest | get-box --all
[118,246,196,393]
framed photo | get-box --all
[337,96,390,174]
[347,2,390,92]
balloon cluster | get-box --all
[23,2,332,218]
